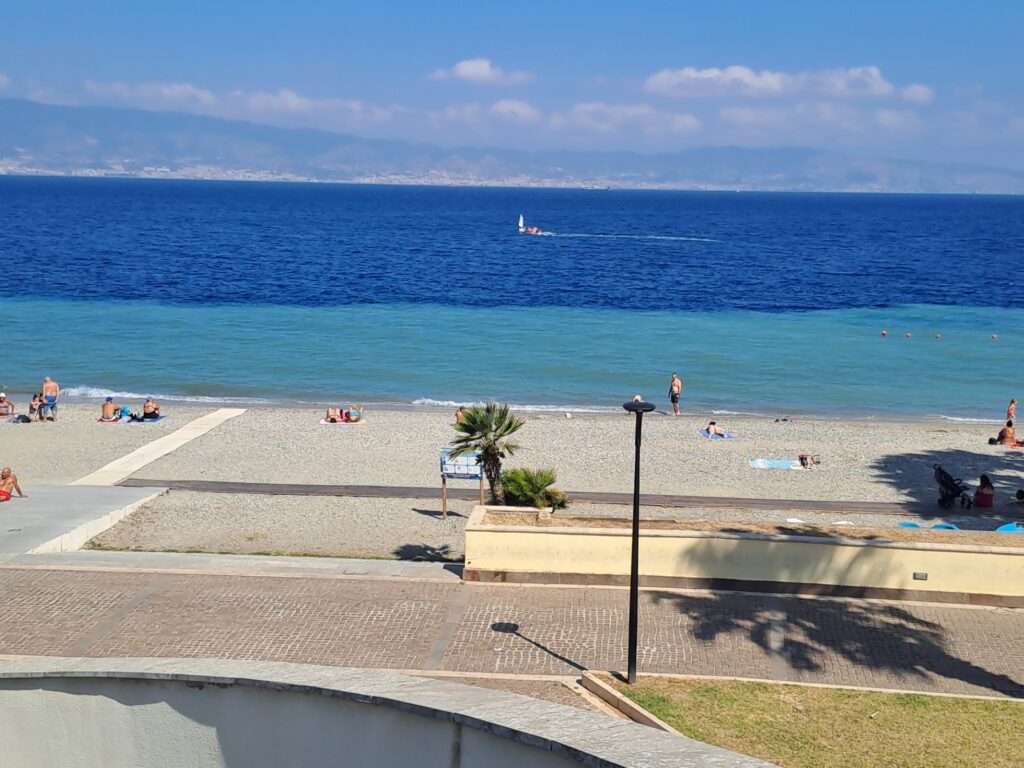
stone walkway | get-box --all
[0,560,1020,699]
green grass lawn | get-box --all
[610,676,1023,768]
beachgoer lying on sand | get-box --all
[100,397,121,421]
[345,405,364,423]
[142,398,161,420]
[995,420,1023,447]
[0,467,26,502]
[704,421,728,437]
[0,393,14,417]
[975,474,995,508]
[325,407,343,424]
[28,394,42,421]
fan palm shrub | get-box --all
[501,467,568,509]
[450,401,525,503]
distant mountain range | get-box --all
[2,97,1023,193]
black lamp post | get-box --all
[622,398,656,684]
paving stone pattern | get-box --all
[1,568,1020,698]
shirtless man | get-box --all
[997,420,1023,447]
[41,376,60,422]
[101,397,120,421]
[0,393,14,417]
[668,373,683,417]
[0,467,26,502]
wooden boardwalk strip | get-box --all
[114,477,986,517]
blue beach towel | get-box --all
[748,458,801,470]
[995,522,1024,533]
[700,429,734,439]
[898,522,921,529]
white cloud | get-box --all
[430,58,532,86]
[645,65,899,99]
[0,73,10,90]
[82,79,394,128]
[489,99,541,123]
[901,84,935,104]
[874,109,921,131]
[85,80,216,108]
[555,102,700,136]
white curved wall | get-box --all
[0,659,776,768]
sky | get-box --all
[2,1,1022,166]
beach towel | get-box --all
[995,522,1024,533]
[97,416,167,424]
[700,429,734,439]
[748,458,801,470]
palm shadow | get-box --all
[871,446,1024,512]
[391,543,464,563]
[651,589,1022,697]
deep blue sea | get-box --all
[2,176,1022,418]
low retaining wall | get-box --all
[464,507,1024,606]
[0,658,775,768]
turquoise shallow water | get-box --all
[4,298,1019,418]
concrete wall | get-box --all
[0,658,776,768]
[465,507,1024,604]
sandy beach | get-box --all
[0,403,214,484]
[123,406,1022,505]
[7,403,1022,561]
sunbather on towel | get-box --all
[100,397,121,421]
[996,420,1023,447]
[325,407,343,424]
[345,405,364,423]
[142,398,161,420]
[704,421,728,437]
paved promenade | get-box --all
[1,557,1020,699]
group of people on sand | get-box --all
[99,396,161,422]
[0,378,62,423]
[990,398,1023,447]
[324,405,364,424]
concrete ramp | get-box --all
[0,485,164,561]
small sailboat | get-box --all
[518,213,542,235]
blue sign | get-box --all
[440,450,482,480]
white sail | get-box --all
[518,214,525,232]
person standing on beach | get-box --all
[1008,399,1017,422]
[0,467,26,502]
[668,373,683,417]
[41,376,60,422]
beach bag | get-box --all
[14,415,31,423]
[119,407,132,419]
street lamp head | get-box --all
[623,400,656,414]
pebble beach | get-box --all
[6,402,1022,560]
[125,405,1021,504]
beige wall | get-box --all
[466,508,1024,598]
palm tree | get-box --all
[450,401,525,503]
[501,468,568,509]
